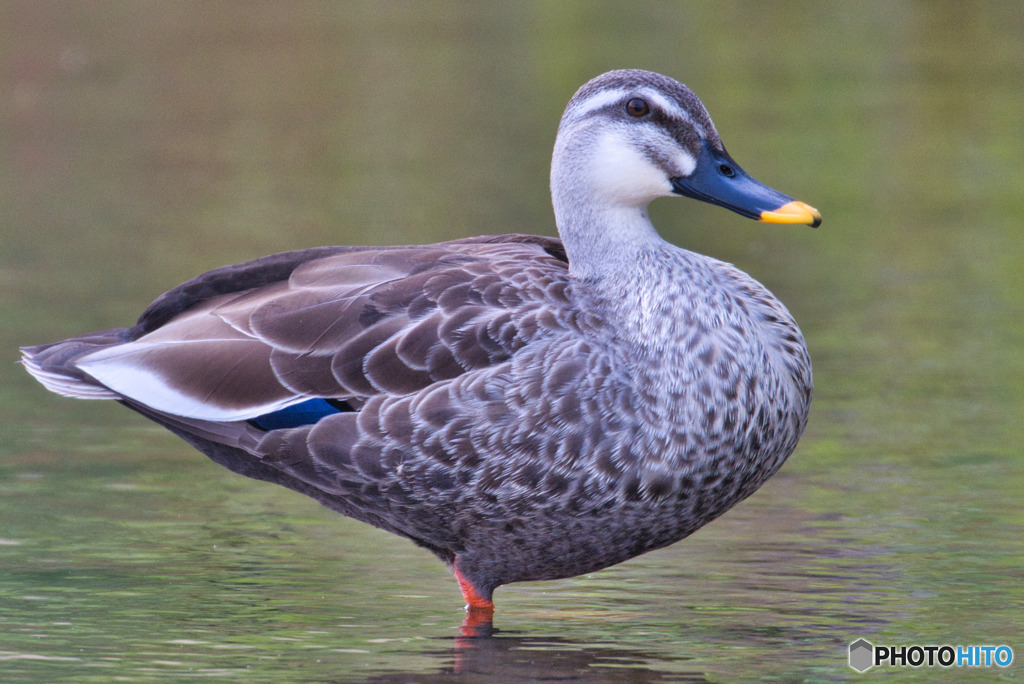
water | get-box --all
[2,2,1022,681]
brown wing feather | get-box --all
[82,235,570,419]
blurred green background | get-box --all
[1,2,1021,681]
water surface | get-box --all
[2,2,1022,681]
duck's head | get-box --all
[551,69,821,231]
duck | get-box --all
[22,69,820,617]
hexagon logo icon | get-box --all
[849,639,874,672]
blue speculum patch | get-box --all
[249,398,343,430]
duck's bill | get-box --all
[670,143,821,228]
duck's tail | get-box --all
[20,329,131,400]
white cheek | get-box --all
[589,131,694,206]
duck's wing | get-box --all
[33,234,570,425]
[22,234,581,551]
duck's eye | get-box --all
[626,98,650,117]
[718,163,736,178]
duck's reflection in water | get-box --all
[359,615,708,683]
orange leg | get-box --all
[453,560,495,616]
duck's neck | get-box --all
[556,203,666,280]
[555,205,695,351]
[551,162,687,339]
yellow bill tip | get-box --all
[759,200,822,228]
